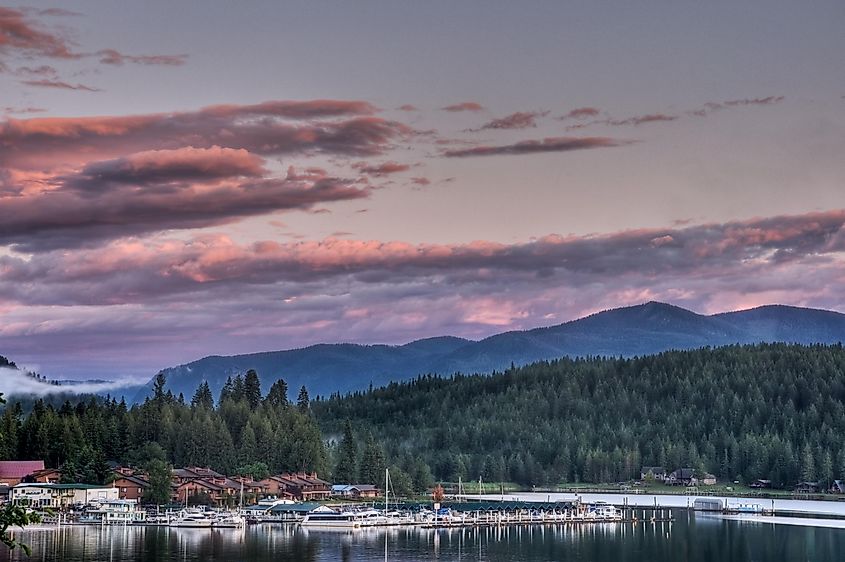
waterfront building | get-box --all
[10,483,119,509]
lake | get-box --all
[2,511,845,562]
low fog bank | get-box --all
[0,367,137,398]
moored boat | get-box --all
[169,508,214,528]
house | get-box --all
[10,483,118,509]
[830,480,845,494]
[25,468,63,484]
[0,461,46,486]
[667,468,697,486]
[258,476,297,500]
[111,473,149,501]
[331,484,380,498]
[640,466,667,481]
[701,473,717,486]
[170,468,264,506]
[260,472,331,501]
[173,478,224,505]
[794,481,820,494]
[348,484,379,498]
[749,479,772,489]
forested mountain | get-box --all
[314,344,845,489]
[4,345,845,495]
[139,302,845,402]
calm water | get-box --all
[3,511,845,562]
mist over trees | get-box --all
[0,372,327,483]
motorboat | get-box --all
[169,508,214,528]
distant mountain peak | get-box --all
[137,301,845,404]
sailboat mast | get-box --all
[384,467,389,512]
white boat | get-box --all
[212,512,246,528]
[586,502,622,521]
[169,508,214,528]
[78,500,147,525]
[301,508,382,528]
[725,503,764,514]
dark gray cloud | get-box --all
[443,136,631,157]
[0,147,370,251]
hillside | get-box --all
[313,343,845,487]
[138,301,845,402]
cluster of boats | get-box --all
[300,502,623,529]
[77,501,245,528]
[66,473,624,530]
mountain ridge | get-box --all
[134,301,845,402]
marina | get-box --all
[3,510,845,562]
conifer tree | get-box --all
[265,379,289,408]
[297,386,310,413]
[191,381,214,410]
[334,420,358,483]
[244,370,262,409]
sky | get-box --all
[1,1,844,381]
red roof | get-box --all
[0,461,45,479]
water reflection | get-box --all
[2,511,844,561]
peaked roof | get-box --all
[0,461,45,479]
[113,473,150,487]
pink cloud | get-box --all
[4,209,842,306]
[0,6,78,59]
[560,107,600,120]
[353,161,412,176]
[0,103,411,171]
[441,102,485,112]
[96,49,187,66]
[0,7,186,68]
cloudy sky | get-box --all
[1,1,844,381]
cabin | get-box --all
[667,468,697,486]
[26,467,63,484]
[258,476,298,500]
[0,461,46,486]
[640,466,667,482]
[794,481,820,494]
[749,479,772,489]
[331,484,380,498]
[831,480,845,494]
[701,473,717,486]
[261,472,331,501]
[111,473,150,501]
[173,478,224,505]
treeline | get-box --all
[313,344,845,489]
[0,370,327,484]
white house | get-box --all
[10,483,119,509]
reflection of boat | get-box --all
[170,509,214,528]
